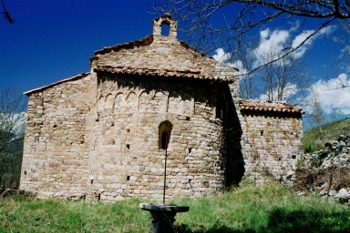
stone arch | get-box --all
[97,95,105,113]
[152,91,167,112]
[153,14,177,39]
[125,91,138,111]
[158,120,173,149]
[182,93,193,115]
[161,23,170,36]
[105,93,114,113]
[168,95,182,115]
[139,91,152,112]
[114,92,124,113]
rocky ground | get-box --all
[296,135,350,202]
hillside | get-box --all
[304,117,350,152]
[297,117,350,201]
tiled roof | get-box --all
[239,99,303,114]
[94,66,234,82]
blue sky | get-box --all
[1,0,349,119]
[0,0,164,93]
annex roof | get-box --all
[239,99,303,114]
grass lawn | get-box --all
[1,182,350,233]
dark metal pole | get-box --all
[163,134,168,204]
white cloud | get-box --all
[253,25,337,65]
[291,30,314,58]
[231,60,247,76]
[284,83,299,99]
[213,48,231,63]
[213,24,337,74]
[341,45,350,56]
[213,48,247,75]
[254,29,290,64]
[319,25,337,36]
[340,45,350,72]
[291,26,336,59]
[289,20,300,33]
[305,73,350,114]
[260,28,270,39]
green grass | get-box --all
[0,195,150,233]
[1,182,350,233]
[304,117,350,152]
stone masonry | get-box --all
[239,100,303,185]
[20,14,303,201]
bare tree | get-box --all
[305,87,326,143]
[232,38,260,99]
[0,86,26,188]
[259,50,309,102]
[155,0,350,74]
[221,35,309,102]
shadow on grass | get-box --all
[175,207,350,233]
[175,223,243,233]
[266,207,350,233]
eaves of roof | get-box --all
[239,99,303,114]
[94,66,234,82]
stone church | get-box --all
[20,14,303,201]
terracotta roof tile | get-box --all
[239,99,303,114]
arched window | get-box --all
[159,121,172,149]
[161,22,170,36]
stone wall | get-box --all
[88,72,238,201]
[19,14,303,201]
[296,135,350,201]
[20,70,241,201]
[239,111,303,185]
[20,73,95,199]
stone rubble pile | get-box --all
[296,135,350,202]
